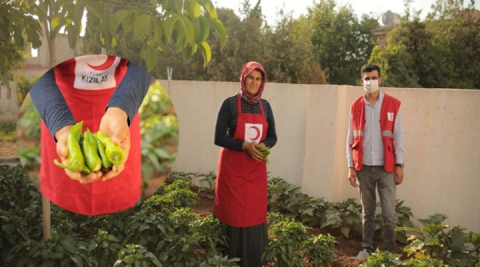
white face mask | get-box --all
[363,79,379,93]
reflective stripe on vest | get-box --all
[353,130,363,137]
[382,130,393,138]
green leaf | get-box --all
[145,45,157,71]
[85,0,104,18]
[207,18,226,48]
[199,41,211,65]
[61,239,77,254]
[179,16,195,45]
[50,15,62,31]
[340,226,350,238]
[139,223,150,231]
[112,9,132,32]
[70,254,84,267]
[134,14,152,41]
[198,0,218,19]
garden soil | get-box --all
[191,186,407,267]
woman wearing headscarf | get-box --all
[214,61,277,266]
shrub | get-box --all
[321,198,362,238]
[88,230,123,267]
[114,244,162,267]
[5,234,96,267]
[303,234,337,266]
[268,177,329,227]
[397,214,474,266]
[264,218,311,267]
[361,249,403,267]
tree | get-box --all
[23,0,226,70]
[0,0,42,85]
[203,0,267,82]
[263,13,326,84]
[308,0,378,85]
[370,0,480,89]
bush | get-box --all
[303,234,337,266]
[321,198,362,238]
[114,244,162,267]
[264,218,311,267]
[5,234,96,267]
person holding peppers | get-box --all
[29,54,153,216]
[214,61,277,267]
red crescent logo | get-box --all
[87,56,116,71]
[249,126,261,140]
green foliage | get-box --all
[17,96,41,140]
[268,177,329,227]
[114,244,162,267]
[190,215,229,259]
[88,230,123,267]
[372,1,480,89]
[198,171,217,193]
[362,249,403,267]
[157,209,202,266]
[0,122,16,142]
[321,198,362,238]
[264,218,311,267]
[262,9,326,84]
[308,0,379,85]
[0,210,30,261]
[13,75,38,106]
[404,257,446,266]
[0,1,42,85]
[198,255,240,267]
[123,210,169,252]
[139,81,178,180]
[5,234,97,267]
[0,165,39,211]
[82,0,226,71]
[145,179,199,213]
[466,232,480,264]
[397,214,475,266]
[303,234,337,266]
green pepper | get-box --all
[95,130,125,170]
[93,133,112,169]
[53,121,85,172]
[256,146,270,164]
[82,129,102,172]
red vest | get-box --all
[350,93,400,173]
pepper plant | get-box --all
[321,198,362,238]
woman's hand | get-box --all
[242,142,264,161]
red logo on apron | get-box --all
[244,123,263,144]
[74,55,120,90]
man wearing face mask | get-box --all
[346,63,405,261]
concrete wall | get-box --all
[0,82,19,123]
[166,80,480,232]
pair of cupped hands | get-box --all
[242,142,266,161]
[54,107,130,184]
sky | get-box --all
[212,0,480,23]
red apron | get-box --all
[215,93,268,227]
[39,55,142,216]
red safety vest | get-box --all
[350,93,401,173]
